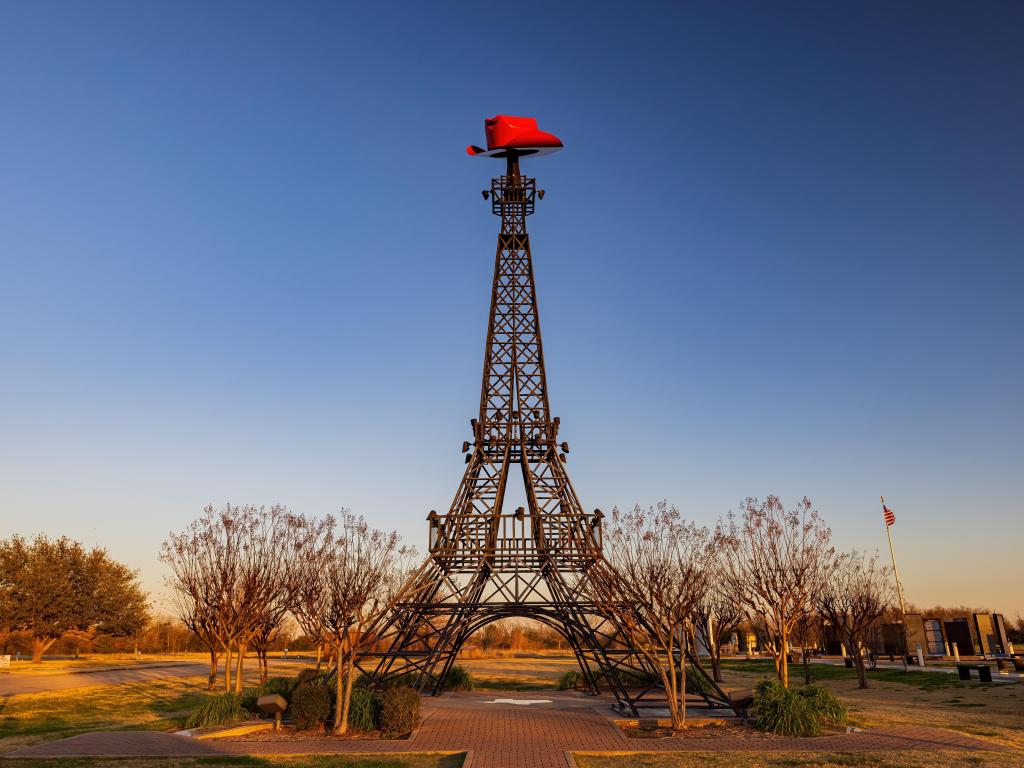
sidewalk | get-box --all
[5,692,1007,768]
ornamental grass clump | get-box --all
[347,687,378,732]
[557,670,583,690]
[752,680,847,736]
[751,680,820,736]
[443,665,474,691]
[799,683,847,726]
[184,693,248,729]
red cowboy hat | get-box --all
[466,115,563,158]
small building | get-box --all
[903,612,1012,657]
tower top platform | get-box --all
[466,115,563,158]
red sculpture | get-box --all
[466,115,563,157]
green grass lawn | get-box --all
[0,675,212,752]
[719,658,983,692]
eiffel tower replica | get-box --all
[360,117,658,714]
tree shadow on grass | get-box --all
[0,677,211,746]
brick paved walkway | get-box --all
[5,692,1006,768]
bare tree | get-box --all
[592,502,715,729]
[162,505,244,691]
[300,512,409,734]
[250,614,298,683]
[817,550,896,688]
[789,609,821,685]
[717,496,836,688]
[693,580,744,683]
[291,526,334,671]
[166,581,222,690]
[162,504,324,691]
[230,507,329,691]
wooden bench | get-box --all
[956,663,992,682]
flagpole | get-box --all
[882,496,909,669]
[882,497,906,614]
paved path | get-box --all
[5,692,1006,768]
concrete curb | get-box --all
[181,721,275,740]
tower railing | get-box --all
[428,509,603,570]
[491,174,536,219]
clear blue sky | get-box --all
[1,1,1021,617]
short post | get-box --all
[1009,642,1016,655]
[953,642,960,662]
[916,643,925,667]
[840,644,847,658]
[257,693,288,730]
[944,642,951,657]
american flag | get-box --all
[883,504,896,527]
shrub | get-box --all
[385,672,422,689]
[294,667,332,687]
[347,687,378,732]
[378,685,420,737]
[266,675,297,696]
[290,682,332,730]
[184,693,248,729]
[443,665,474,691]
[242,677,295,715]
[799,683,847,726]
[751,680,821,736]
[557,670,583,690]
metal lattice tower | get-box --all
[360,145,643,716]
[359,131,676,714]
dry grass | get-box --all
[717,659,1024,752]
[0,654,311,677]
[0,658,321,754]
[0,675,214,753]
[0,757,464,768]
[455,656,578,690]
[573,750,1018,768]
